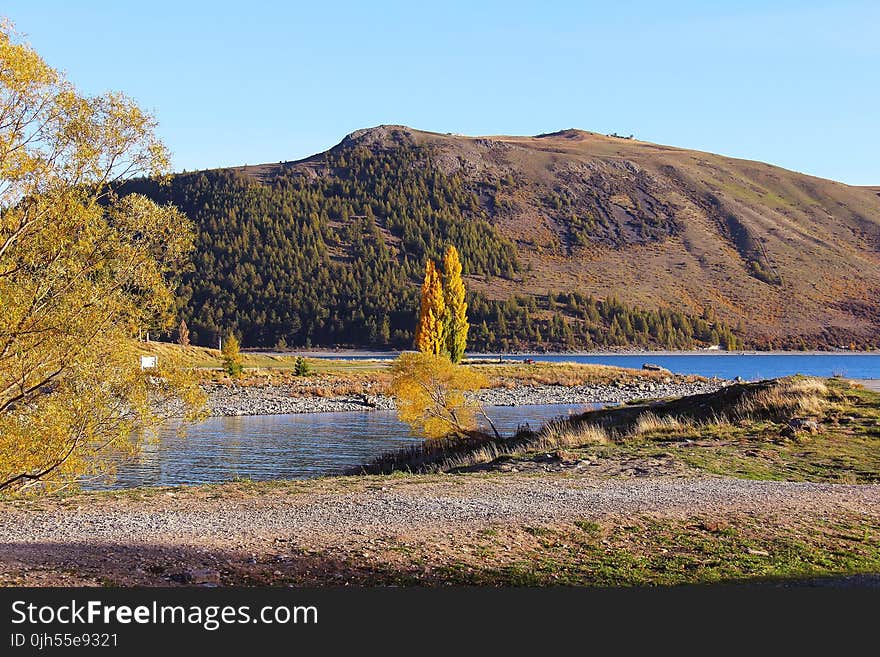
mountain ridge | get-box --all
[133,125,880,349]
[233,125,866,189]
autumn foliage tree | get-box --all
[401,247,486,439]
[0,22,203,494]
[414,259,446,355]
[415,246,470,361]
[442,246,468,363]
[221,334,243,378]
[390,352,498,439]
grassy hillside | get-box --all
[127,126,880,350]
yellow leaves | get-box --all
[401,249,478,438]
[221,334,243,377]
[415,259,446,355]
[0,21,202,495]
[442,245,468,363]
[0,21,58,107]
[415,246,470,362]
[390,352,487,439]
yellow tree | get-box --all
[390,353,499,439]
[0,21,203,494]
[414,259,446,355]
[221,333,243,377]
[442,245,468,363]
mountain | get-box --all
[124,126,880,350]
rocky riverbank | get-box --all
[205,379,730,416]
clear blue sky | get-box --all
[6,1,879,184]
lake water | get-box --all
[495,353,880,380]
[94,403,594,490]
[93,352,880,490]
[311,352,880,380]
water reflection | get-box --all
[91,403,596,490]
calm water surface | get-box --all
[495,353,880,380]
[94,353,880,490]
[309,352,880,380]
[96,404,593,490]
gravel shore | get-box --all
[1,473,877,586]
[3,476,874,544]
[205,379,729,416]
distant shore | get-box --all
[244,348,880,359]
[204,378,729,417]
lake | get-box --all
[494,353,880,380]
[309,352,880,380]
[94,352,880,490]
[93,403,594,490]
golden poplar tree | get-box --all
[414,259,447,355]
[442,246,468,363]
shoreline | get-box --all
[244,348,880,359]
[204,379,730,417]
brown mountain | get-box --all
[252,125,880,347]
[145,125,880,349]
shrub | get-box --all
[221,334,243,378]
[390,352,491,439]
[294,356,310,377]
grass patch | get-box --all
[473,361,703,388]
[425,513,880,586]
[287,512,880,587]
[140,342,687,395]
[351,418,610,475]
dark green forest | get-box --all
[469,292,740,351]
[123,143,740,351]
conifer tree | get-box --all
[414,260,446,355]
[442,246,468,363]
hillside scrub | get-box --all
[122,136,745,352]
[118,125,880,351]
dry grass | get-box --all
[353,415,612,476]
[474,362,701,388]
[632,412,689,435]
[144,342,690,399]
[349,433,499,476]
[538,420,609,448]
[733,377,826,420]
[359,376,843,476]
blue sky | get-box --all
[6,1,879,184]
